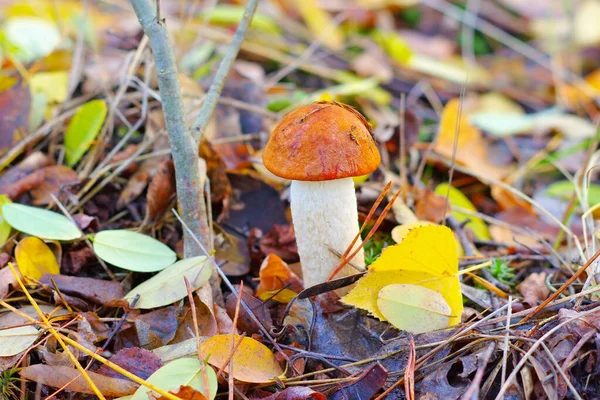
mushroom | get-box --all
[262,101,381,289]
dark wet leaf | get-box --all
[0,82,30,156]
[40,274,124,305]
[97,347,162,381]
[330,363,388,400]
[251,387,326,400]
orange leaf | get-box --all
[256,254,302,297]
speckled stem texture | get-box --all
[130,0,209,256]
[290,178,365,292]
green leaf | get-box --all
[377,283,452,334]
[2,203,81,241]
[546,180,600,207]
[0,325,40,356]
[0,195,12,247]
[64,100,107,166]
[123,256,213,309]
[92,230,176,272]
[130,358,218,400]
[434,183,491,240]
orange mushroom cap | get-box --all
[262,102,381,181]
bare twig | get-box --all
[130,0,210,255]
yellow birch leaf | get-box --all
[377,284,452,334]
[392,221,464,257]
[200,334,284,383]
[434,183,491,240]
[30,71,69,104]
[343,225,463,326]
[15,236,59,280]
[292,0,343,50]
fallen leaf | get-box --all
[2,203,81,241]
[256,254,303,297]
[2,17,61,63]
[40,274,123,305]
[200,334,284,383]
[117,157,162,209]
[343,225,463,327]
[434,98,506,181]
[123,256,212,309]
[518,272,550,306]
[30,165,79,205]
[64,99,107,166]
[225,286,273,334]
[199,139,232,205]
[330,363,387,400]
[29,71,69,104]
[20,364,138,397]
[253,387,326,400]
[15,237,59,280]
[92,230,177,272]
[129,358,217,400]
[377,284,452,334]
[259,225,299,262]
[0,82,30,156]
[97,347,162,381]
[156,386,208,400]
[434,183,491,240]
[291,0,343,50]
[146,159,176,221]
[0,325,39,357]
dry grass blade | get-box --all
[5,263,106,400]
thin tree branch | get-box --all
[191,0,259,144]
[130,0,209,255]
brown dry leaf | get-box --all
[0,82,30,156]
[489,225,539,248]
[97,347,162,381]
[490,185,535,214]
[30,165,79,205]
[414,188,448,223]
[19,364,139,397]
[256,254,303,297]
[259,225,299,262]
[117,157,162,209]
[156,385,208,400]
[146,158,176,222]
[0,152,51,191]
[518,272,550,306]
[199,138,232,204]
[330,363,388,400]
[434,98,507,181]
[40,274,124,305]
[225,286,273,335]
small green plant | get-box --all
[0,367,20,400]
[362,232,392,266]
[488,259,515,285]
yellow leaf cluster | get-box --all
[342,224,463,327]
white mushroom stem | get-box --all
[290,178,365,290]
